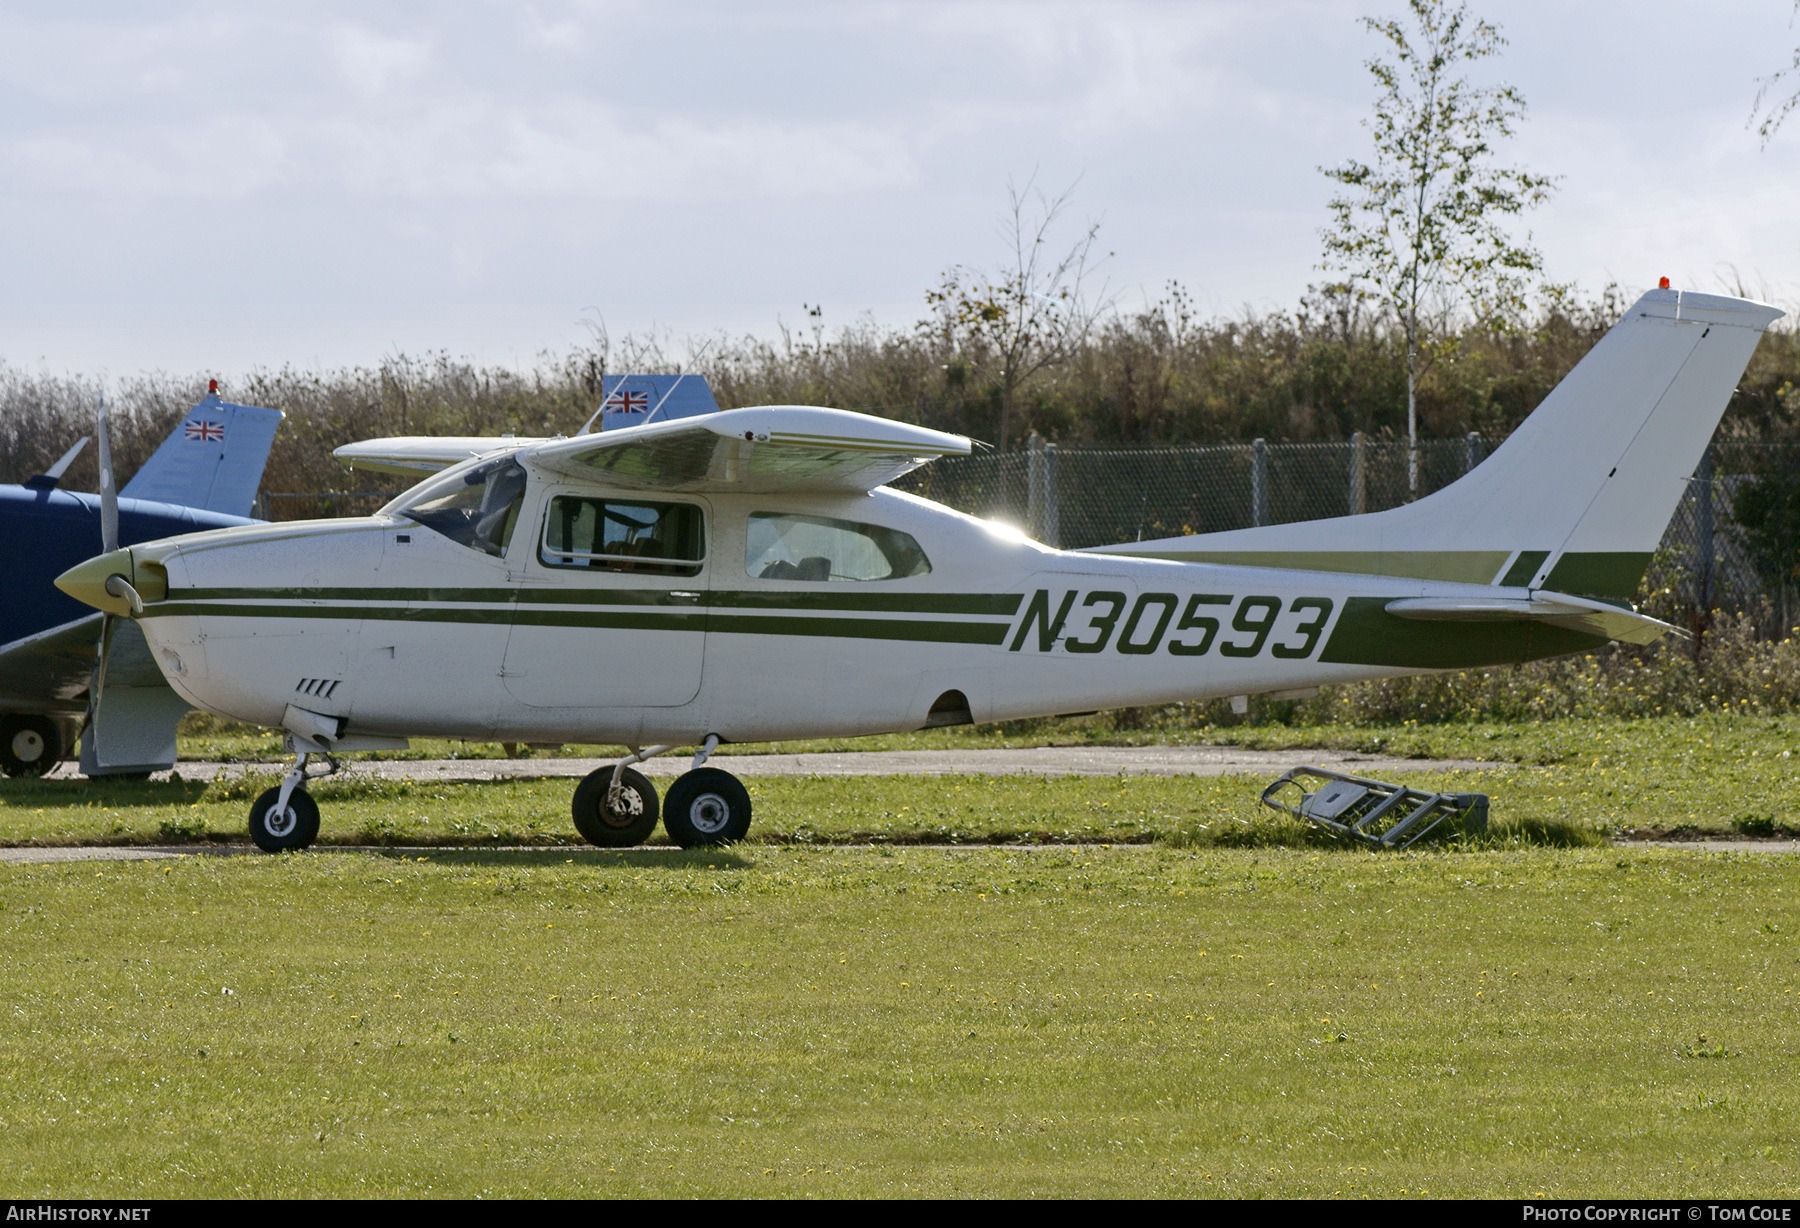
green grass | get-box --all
[0,770,1542,849]
[10,712,1799,846]
[174,706,1691,764]
[1,845,1796,1197]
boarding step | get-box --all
[1260,765,1488,849]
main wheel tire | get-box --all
[248,787,321,852]
[572,766,659,847]
[662,767,752,848]
[0,716,61,778]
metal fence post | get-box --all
[1464,431,1483,475]
[1251,438,1268,528]
[1696,443,1715,611]
[1027,432,1060,547]
[1349,431,1366,515]
[1027,432,1044,540]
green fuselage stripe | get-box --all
[168,586,1021,615]
[147,600,1007,644]
[707,613,1006,645]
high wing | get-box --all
[0,612,168,713]
[517,406,972,494]
[334,436,554,476]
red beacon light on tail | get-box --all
[1658,277,1671,289]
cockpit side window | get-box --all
[397,458,526,557]
[540,496,705,577]
[746,513,931,581]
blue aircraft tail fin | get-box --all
[597,374,720,431]
[119,391,284,518]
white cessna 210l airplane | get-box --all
[55,287,1782,851]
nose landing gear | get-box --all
[247,750,336,852]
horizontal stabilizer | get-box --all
[1385,590,1675,645]
[334,436,553,476]
[522,406,972,494]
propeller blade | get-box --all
[97,393,118,555]
[87,612,116,767]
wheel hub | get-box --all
[263,804,297,838]
[603,793,644,826]
[11,729,45,762]
[687,793,731,834]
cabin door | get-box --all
[501,491,709,709]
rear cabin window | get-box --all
[396,458,526,557]
[541,496,705,577]
[746,513,931,582]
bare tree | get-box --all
[1752,2,1800,146]
[1320,0,1556,496]
[923,179,1109,451]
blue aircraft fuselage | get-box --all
[0,484,254,648]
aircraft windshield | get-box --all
[747,513,930,581]
[395,458,527,557]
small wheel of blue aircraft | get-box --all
[249,787,320,852]
[572,765,659,847]
[0,715,61,778]
[663,768,752,848]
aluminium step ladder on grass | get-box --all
[1260,765,1488,849]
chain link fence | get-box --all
[892,433,1799,628]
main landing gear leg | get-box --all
[665,733,752,849]
[567,736,752,849]
[248,747,335,852]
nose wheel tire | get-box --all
[0,716,61,778]
[663,767,752,848]
[572,766,659,847]
[249,787,320,852]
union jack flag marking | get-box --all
[603,391,649,413]
[185,419,225,442]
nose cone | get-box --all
[56,549,136,616]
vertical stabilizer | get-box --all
[120,391,283,518]
[598,374,720,431]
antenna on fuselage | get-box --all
[24,436,89,490]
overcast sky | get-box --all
[3,0,1798,377]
